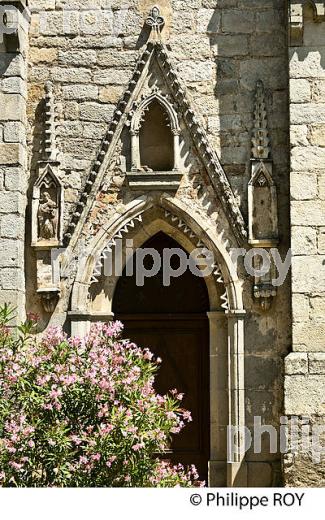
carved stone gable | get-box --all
[64,39,247,246]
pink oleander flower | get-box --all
[132,443,145,452]
[0,312,201,488]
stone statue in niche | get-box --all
[38,190,58,240]
[31,165,63,247]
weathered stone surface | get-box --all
[0,94,26,122]
[211,35,249,57]
[285,375,325,415]
[309,124,325,147]
[98,85,124,104]
[0,212,24,239]
[293,322,325,351]
[290,79,311,103]
[58,49,97,66]
[292,293,310,322]
[285,353,308,375]
[62,84,98,100]
[312,79,325,102]
[291,104,325,125]
[291,172,317,200]
[290,125,309,146]
[30,47,58,64]
[310,294,325,322]
[309,353,325,374]
[1,0,323,489]
[291,226,317,255]
[79,102,114,122]
[3,122,26,144]
[291,201,325,226]
[292,256,325,293]
[50,67,92,83]
[222,10,254,34]
[0,144,25,165]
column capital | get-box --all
[225,309,246,319]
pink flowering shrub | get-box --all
[0,305,203,487]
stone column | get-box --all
[131,130,140,171]
[0,1,29,322]
[208,311,228,487]
[226,310,247,487]
[173,131,180,171]
[205,309,247,487]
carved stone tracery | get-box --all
[129,87,181,175]
[64,38,247,245]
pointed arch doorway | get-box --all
[113,232,210,481]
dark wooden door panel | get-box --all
[119,315,210,482]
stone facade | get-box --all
[0,0,29,321]
[0,0,324,487]
[285,1,325,486]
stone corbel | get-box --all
[0,1,30,53]
[290,1,325,46]
[37,288,60,314]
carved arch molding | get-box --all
[68,195,246,487]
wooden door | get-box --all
[113,233,210,482]
[120,315,210,482]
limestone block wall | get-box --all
[285,3,325,486]
[23,0,291,486]
[0,1,29,321]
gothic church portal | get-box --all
[0,0,325,487]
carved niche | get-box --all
[248,80,279,312]
[31,81,63,313]
[127,87,182,191]
[31,164,63,247]
[249,81,278,246]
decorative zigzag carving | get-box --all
[163,210,229,311]
[91,207,230,310]
[64,40,247,246]
[90,215,143,284]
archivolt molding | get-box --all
[163,210,229,311]
[71,194,243,313]
[64,39,247,248]
[290,1,325,45]
[90,214,143,284]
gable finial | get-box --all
[146,5,165,40]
